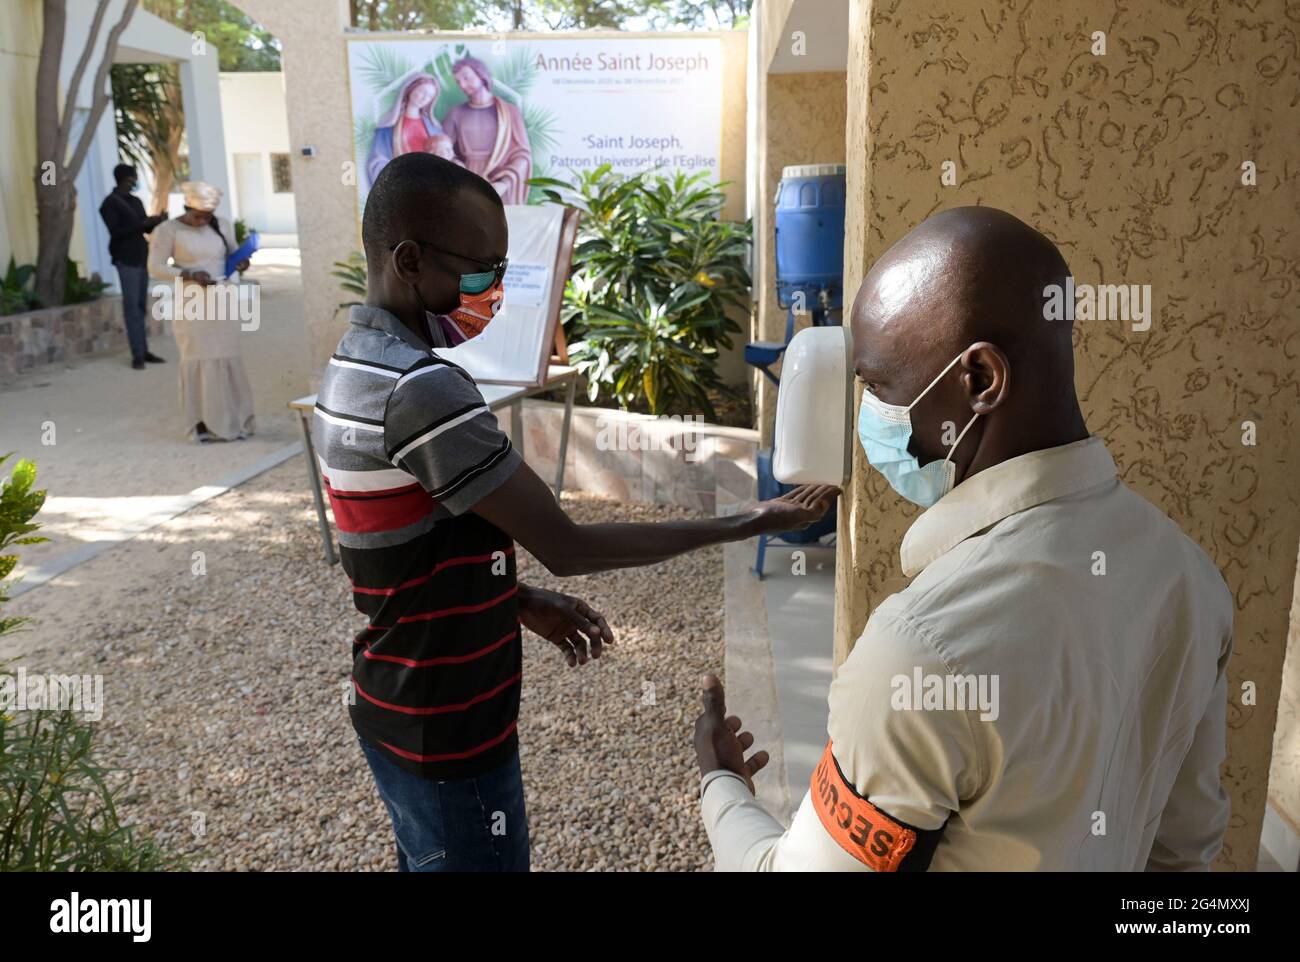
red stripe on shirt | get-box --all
[325,483,436,534]
[352,672,521,716]
[361,628,518,667]
[377,721,518,763]
[366,582,517,626]
[350,547,515,597]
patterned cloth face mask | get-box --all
[392,240,508,347]
[856,351,981,508]
[440,267,506,345]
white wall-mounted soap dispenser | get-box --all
[772,325,854,488]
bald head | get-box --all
[851,206,1087,483]
[853,207,1072,376]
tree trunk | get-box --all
[34,0,70,305]
[149,95,184,215]
[33,0,139,306]
[150,162,174,216]
[34,183,76,306]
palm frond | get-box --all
[490,46,538,97]
[353,44,414,98]
[522,102,560,157]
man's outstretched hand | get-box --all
[517,583,614,667]
[694,674,769,793]
[751,484,838,536]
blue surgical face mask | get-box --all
[857,351,980,508]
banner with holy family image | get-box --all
[345,35,725,215]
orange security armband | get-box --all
[812,741,930,872]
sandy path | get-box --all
[0,250,315,578]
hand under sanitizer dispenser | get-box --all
[772,326,853,488]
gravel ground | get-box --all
[24,460,723,872]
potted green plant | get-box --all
[533,166,752,419]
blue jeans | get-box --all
[359,736,530,872]
[115,264,149,362]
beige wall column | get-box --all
[236,0,354,378]
[836,0,1299,870]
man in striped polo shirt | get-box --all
[316,153,835,872]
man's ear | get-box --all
[963,341,1010,415]
[390,240,423,287]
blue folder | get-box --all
[225,231,260,278]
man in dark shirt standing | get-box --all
[99,164,167,370]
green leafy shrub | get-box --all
[62,259,109,305]
[0,707,185,871]
[331,252,369,316]
[0,456,44,636]
[1,259,41,317]
[0,455,181,871]
[534,166,751,418]
[3,258,109,314]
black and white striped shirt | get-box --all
[312,305,524,779]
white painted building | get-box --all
[69,0,231,290]
[218,71,298,246]
[0,0,297,289]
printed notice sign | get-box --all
[347,35,724,213]
[502,262,549,310]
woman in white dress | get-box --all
[148,181,255,442]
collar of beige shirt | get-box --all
[899,435,1118,577]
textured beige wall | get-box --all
[714,30,749,225]
[835,0,1299,870]
[753,70,847,447]
[236,2,748,381]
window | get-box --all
[271,153,292,193]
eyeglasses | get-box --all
[390,239,508,293]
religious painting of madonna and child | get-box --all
[346,36,724,216]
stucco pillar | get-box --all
[237,0,355,378]
[835,0,1299,870]
[178,54,232,221]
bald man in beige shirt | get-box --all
[694,208,1232,872]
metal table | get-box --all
[289,364,578,564]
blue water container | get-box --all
[747,165,846,576]
[774,164,846,310]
